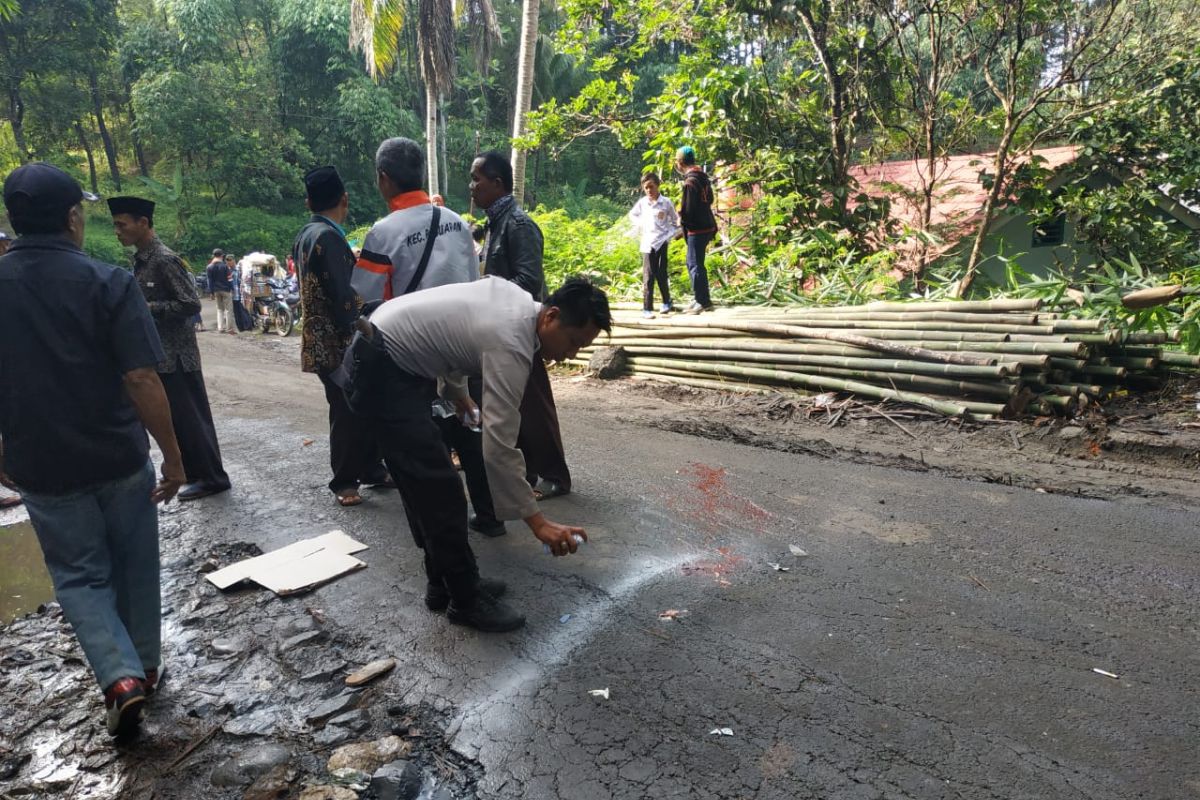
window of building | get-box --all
[1032,213,1066,248]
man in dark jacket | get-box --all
[110,196,231,501]
[292,165,389,507]
[675,146,717,314]
[1,163,185,736]
[205,249,235,334]
[469,151,572,500]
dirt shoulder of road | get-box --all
[552,368,1200,509]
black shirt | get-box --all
[0,234,165,494]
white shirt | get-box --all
[369,277,542,520]
[629,194,680,253]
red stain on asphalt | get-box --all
[670,463,770,586]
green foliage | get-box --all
[81,217,131,267]
[176,207,306,266]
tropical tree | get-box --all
[509,0,539,204]
[350,0,498,196]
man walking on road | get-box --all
[206,249,235,334]
[292,165,391,507]
[469,150,572,501]
[338,276,610,631]
[675,146,717,314]
[109,196,231,501]
[0,163,185,737]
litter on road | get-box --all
[205,530,368,595]
[768,562,790,572]
[588,688,610,700]
[658,609,688,621]
[1092,668,1120,679]
[345,657,397,687]
[789,545,809,557]
[708,728,734,736]
[559,614,572,623]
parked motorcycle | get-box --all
[252,277,295,337]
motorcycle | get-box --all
[252,276,296,337]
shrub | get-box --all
[175,207,305,265]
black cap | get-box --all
[212,248,224,257]
[106,195,156,221]
[304,165,345,212]
[3,162,99,221]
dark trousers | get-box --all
[319,372,387,495]
[359,360,479,602]
[159,366,230,488]
[435,379,498,524]
[685,231,714,307]
[518,358,570,490]
[643,244,672,311]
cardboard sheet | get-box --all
[206,530,368,595]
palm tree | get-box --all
[350,0,498,196]
[509,0,539,205]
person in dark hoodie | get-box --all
[675,146,717,314]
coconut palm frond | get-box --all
[416,0,456,94]
[466,0,502,75]
[350,0,406,79]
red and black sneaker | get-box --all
[104,677,146,737]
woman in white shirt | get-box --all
[628,172,680,318]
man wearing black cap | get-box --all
[109,195,232,501]
[0,162,185,736]
[292,165,389,506]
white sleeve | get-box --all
[480,347,539,520]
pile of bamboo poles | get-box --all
[571,299,1197,420]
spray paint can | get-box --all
[544,534,585,555]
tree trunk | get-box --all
[122,80,149,177]
[7,84,28,164]
[956,122,1018,298]
[438,94,448,200]
[88,69,121,190]
[425,81,439,196]
[510,0,541,206]
[74,121,99,195]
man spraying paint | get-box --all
[338,276,611,632]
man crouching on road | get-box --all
[0,163,185,737]
[339,276,610,632]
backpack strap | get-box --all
[402,206,442,296]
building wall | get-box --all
[976,211,1094,287]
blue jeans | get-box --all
[20,460,160,691]
[685,232,714,307]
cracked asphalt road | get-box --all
[185,306,1198,799]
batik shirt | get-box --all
[292,215,359,374]
[133,236,202,373]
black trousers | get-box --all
[435,379,498,523]
[158,366,230,488]
[518,358,571,490]
[319,372,387,495]
[357,359,479,602]
[642,244,671,310]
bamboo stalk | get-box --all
[606,346,1019,378]
[711,310,1042,325]
[629,371,779,395]
[1047,358,1088,371]
[1108,356,1159,370]
[622,357,995,416]
[1049,319,1105,332]
[1160,350,1200,368]
[638,318,998,365]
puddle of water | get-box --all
[0,520,56,622]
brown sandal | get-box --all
[336,491,364,507]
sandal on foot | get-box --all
[336,491,364,507]
[532,480,570,501]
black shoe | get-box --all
[447,592,525,632]
[178,481,231,502]
[468,514,507,538]
[425,576,507,612]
